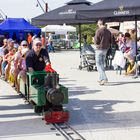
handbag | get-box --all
[112,50,126,68]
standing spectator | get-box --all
[94,19,111,85]
[45,37,49,50]
[83,34,87,44]
[27,33,33,49]
[48,40,55,52]
[48,34,55,53]
[18,32,25,44]
[65,33,70,49]
[41,34,45,47]
[12,32,17,42]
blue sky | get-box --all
[0,0,101,20]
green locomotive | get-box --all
[19,71,69,123]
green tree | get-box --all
[76,24,97,44]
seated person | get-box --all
[4,39,15,81]
[0,39,8,77]
[26,38,58,110]
[16,48,29,92]
[137,37,140,50]
[127,54,140,76]
[127,61,140,76]
[12,40,29,90]
[123,33,136,74]
[26,38,50,72]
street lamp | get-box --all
[36,0,50,13]
[36,0,45,13]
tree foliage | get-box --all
[76,24,97,44]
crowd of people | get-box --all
[0,34,50,93]
[116,30,140,77]
[93,19,140,85]
[0,20,140,88]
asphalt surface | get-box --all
[0,50,140,140]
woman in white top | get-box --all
[123,32,136,74]
[124,32,136,64]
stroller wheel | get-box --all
[87,66,93,71]
[79,65,82,70]
[94,66,97,71]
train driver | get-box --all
[26,38,50,72]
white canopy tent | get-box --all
[41,25,76,34]
[120,21,140,37]
[107,21,140,37]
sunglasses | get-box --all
[35,43,42,47]
[23,44,28,46]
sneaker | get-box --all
[97,80,102,84]
[99,80,108,86]
[132,75,138,79]
[0,75,5,80]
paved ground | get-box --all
[0,50,140,140]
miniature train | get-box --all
[19,71,69,123]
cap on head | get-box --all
[7,38,14,43]
[21,40,28,46]
[33,38,42,45]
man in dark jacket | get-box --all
[94,19,111,85]
[26,38,50,72]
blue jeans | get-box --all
[1,61,7,76]
[48,44,55,52]
[95,49,108,81]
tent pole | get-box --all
[134,16,138,77]
[44,31,46,49]
[79,23,82,51]
[135,16,138,55]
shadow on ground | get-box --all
[107,81,140,86]
[67,97,139,130]
[0,77,139,137]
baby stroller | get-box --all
[79,44,96,71]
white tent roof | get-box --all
[119,21,140,37]
[41,25,76,34]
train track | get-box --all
[51,122,86,140]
